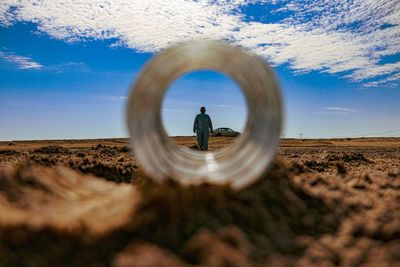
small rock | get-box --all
[336,163,347,175]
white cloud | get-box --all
[323,107,356,113]
[47,61,92,73]
[345,62,400,81]
[0,50,42,69]
[109,96,127,101]
[0,0,399,85]
[0,50,93,73]
[364,73,400,87]
[163,108,191,112]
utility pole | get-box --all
[299,133,303,140]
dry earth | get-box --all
[0,137,399,267]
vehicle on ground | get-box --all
[211,127,240,137]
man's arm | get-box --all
[193,115,198,133]
[208,115,213,133]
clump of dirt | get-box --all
[189,144,199,150]
[29,154,59,166]
[67,158,136,183]
[76,151,87,157]
[303,160,330,172]
[342,153,371,162]
[326,152,372,163]
[119,146,132,153]
[33,145,71,154]
[0,149,19,156]
[0,163,139,267]
[28,154,136,183]
[93,144,121,156]
[113,242,188,267]
[336,162,347,175]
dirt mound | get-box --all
[0,163,139,267]
[0,138,399,266]
[33,145,71,154]
[326,152,372,163]
[130,160,338,259]
[299,153,372,173]
[303,160,330,172]
[68,158,136,183]
[0,159,342,266]
[28,155,136,183]
[119,146,132,153]
[0,149,19,156]
[92,144,126,156]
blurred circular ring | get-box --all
[126,40,283,190]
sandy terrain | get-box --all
[0,137,399,266]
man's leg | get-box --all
[196,131,202,150]
[204,131,209,150]
[200,131,206,150]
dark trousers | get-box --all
[196,131,209,150]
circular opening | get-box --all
[127,40,282,189]
[161,69,247,152]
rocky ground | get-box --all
[0,137,399,267]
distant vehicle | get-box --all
[211,127,240,137]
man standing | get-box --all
[193,107,213,151]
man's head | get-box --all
[200,107,206,114]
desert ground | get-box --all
[0,137,399,266]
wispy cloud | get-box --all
[322,107,356,114]
[0,51,42,69]
[345,62,400,81]
[0,50,94,73]
[365,73,400,87]
[47,61,91,73]
[109,96,127,101]
[0,0,398,86]
[163,108,191,112]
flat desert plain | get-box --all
[0,137,399,267]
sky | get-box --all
[0,0,399,140]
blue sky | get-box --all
[0,0,399,140]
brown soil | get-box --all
[0,137,399,267]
